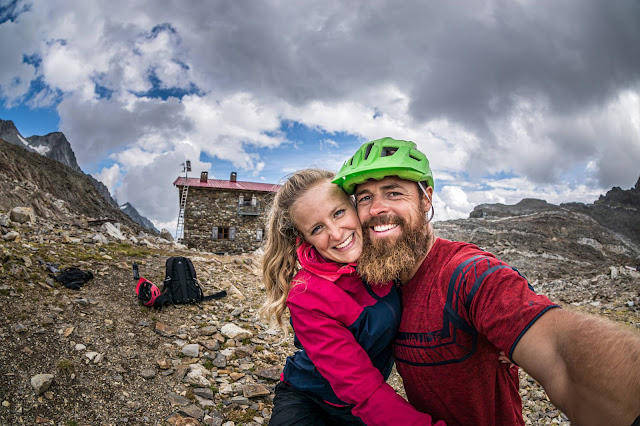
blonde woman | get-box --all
[261,169,442,426]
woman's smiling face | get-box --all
[291,180,363,264]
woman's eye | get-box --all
[334,209,345,218]
[311,225,322,235]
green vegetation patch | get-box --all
[226,409,258,423]
[110,243,154,257]
[57,359,74,372]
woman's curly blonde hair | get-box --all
[259,169,335,332]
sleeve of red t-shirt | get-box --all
[461,256,559,359]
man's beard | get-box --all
[358,205,431,285]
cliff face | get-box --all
[567,177,640,249]
[0,120,83,175]
[0,119,153,230]
[0,119,33,150]
[0,138,138,228]
[88,175,119,208]
[120,202,160,234]
[469,198,559,219]
[26,132,83,173]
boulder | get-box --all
[2,231,19,241]
[101,222,126,241]
[92,233,109,244]
[160,228,174,242]
[10,206,35,224]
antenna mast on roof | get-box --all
[175,160,191,241]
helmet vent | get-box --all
[409,153,420,161]
[381,147,398,157]
[364,143,374,160]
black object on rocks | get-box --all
[50,267,94,290]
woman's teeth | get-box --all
[335,233,353,249]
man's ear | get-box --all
[419,183,434,208]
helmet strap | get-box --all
[417,182,435,224]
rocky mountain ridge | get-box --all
[0,138,140,230]
[0,119,82,173]
[0,119,154,230]
[0,142,638,425]
[470,177,640,249]
[121,202,161,234]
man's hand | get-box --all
[512,308,640,426]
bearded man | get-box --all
[333,137,640,426]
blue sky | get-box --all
[0,104,59,136]
[1,0,639,233]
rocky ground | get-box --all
[1,203,639,426]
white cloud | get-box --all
[0,18,37,102]
[181,92,284,169]
[41,42,96,100]
[93,163,122,194]
[320,138,339,150]
[111,146,160,168]
[439,186,474,212]
[1,0,639,230]
[253,161,266,176]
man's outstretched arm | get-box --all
[512,308,640,426]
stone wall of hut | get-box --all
[180,186,274,254]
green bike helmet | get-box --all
[333,137,434,195]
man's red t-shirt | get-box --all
[394,238,559,425]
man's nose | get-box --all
[369,197,389,216]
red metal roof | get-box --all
[173,177,281,193]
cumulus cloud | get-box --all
[113,141,206,226]
[0,15,38,102]
[1,0,639,230]
[92,163,122,195]
[57,92,192,166]
[319,139,339,150]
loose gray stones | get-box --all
[166,392,191,406]
[182,343,200,358]
[242,384,270,398]
[210,353,227,368]
[198,326,218,336]
[193,388,214,400]
[220,323,252,340]
[179,404,205,421]
[2,231,19,241]
[31,374,54,395]
[141,368,156,379]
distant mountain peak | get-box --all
[0,119,32,151]
[119,202,159,234]
[1,118,159,234]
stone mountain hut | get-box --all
[173,171,280,254]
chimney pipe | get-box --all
[230,172,237,182]
[200,171,208,182]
